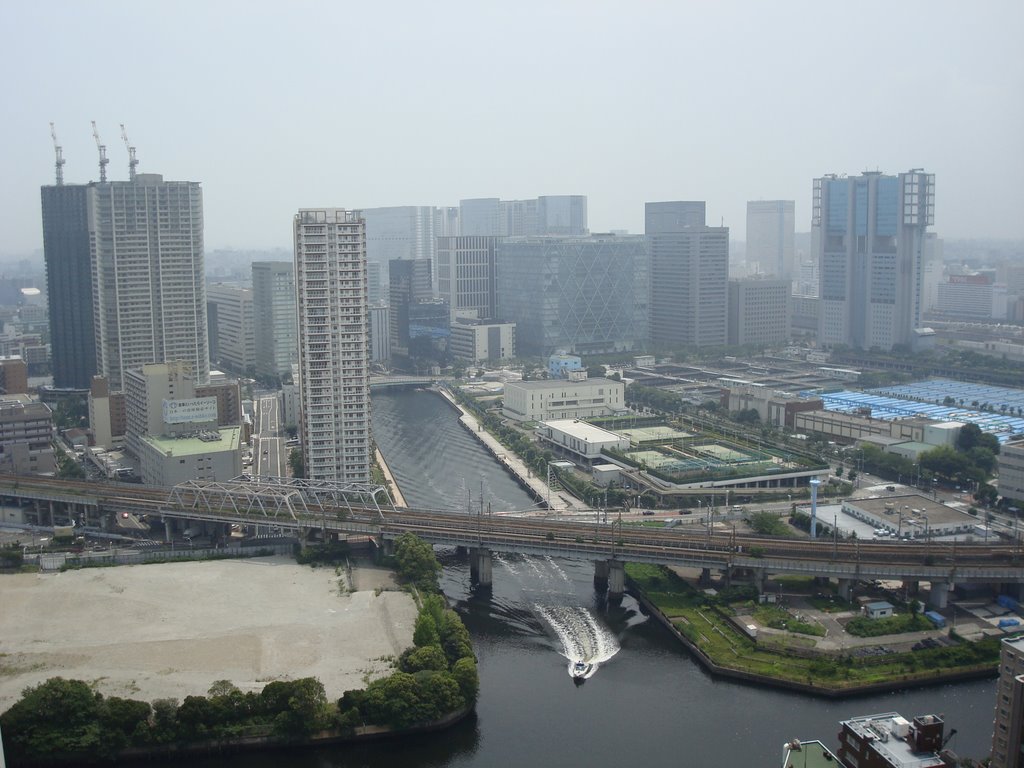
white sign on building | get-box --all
[163,397,218,425]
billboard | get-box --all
[163,397,218,425]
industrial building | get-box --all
[840,495,977,540]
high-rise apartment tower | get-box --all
[293,209,371,483]
[251,261,298,379]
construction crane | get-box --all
[120,123,138,181]
[49,122,66,186]
[91,120,109,183]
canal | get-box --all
[185,388,1000,766]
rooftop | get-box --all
[540,419,626,444]
[840,713,946,768]
[780,739,842,768]
[846,494,973,528]
[508,377,620,390]
[142,427,242,457]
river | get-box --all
[182,388,999,766]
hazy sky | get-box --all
[2,1,1022,254]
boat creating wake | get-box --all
[493,554,620,682]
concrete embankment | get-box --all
[375,447,407,507]
[433,387,575,512]
[627,577,997,698]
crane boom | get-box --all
[120,123,138,181]
[91,120,109,183]
[49,122,65,186]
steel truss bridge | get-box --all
[2,474,1023,586]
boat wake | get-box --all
[534,603,619,682]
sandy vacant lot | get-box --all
[0,556,417,712]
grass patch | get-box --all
[753,605,826,637]
[627,563,1000,689]
[845,613,932,637]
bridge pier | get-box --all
[902,579,919,595]
[379,538,394,557]
[754,568,768,595]
[837,578,853,602]
[699,568,712,587]
[608,561,625,598]
[928,581,949,609]
[594,560,609,589]
[470,548,492,587]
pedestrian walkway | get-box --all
[436,388,576,513]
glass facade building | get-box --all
[495,235,648,356]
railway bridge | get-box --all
[2,474,1023,607]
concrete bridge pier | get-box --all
[928,581,949,609]
[699,568,712,587]
[903,579,920,595]
[379,538,395,557]
[754,569,768,595]
[608,561,625,598]
[470,548,492,586]
[594,560,609,590]
[837,578,853,602]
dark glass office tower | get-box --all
[41,184,96,389]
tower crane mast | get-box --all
[91,120,109,183]
[49,122,65,186]
[120,123,138,181]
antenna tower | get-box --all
[49,122,65,185]
[120,123,138,181]
[91,120,109,182]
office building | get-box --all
[0,356,29,395]
[459,198,501,236]
[537,195,588,236]
[727,278,791,346]
[496,234,649,356]
[251,261,298,378]
[449,319,515,363]
[992,635,1024,768]
[206,284,256,373]
[40,183,96,389]
[369,305,390,362]
[90,173,209,392]
[388,259,433,356]
[936,273,1008,320]
[998,440,1024,506]
[746,200,795,278]
[122,361,241,486]
[408,299,450,355]
[646,202,728,349]
[814,170,935,351]
[363,206,439,296]
[294,208,371,483]
[0,394,56,475]
[436,236,498,321]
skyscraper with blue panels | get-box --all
[814,170,934,351]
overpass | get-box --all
[2,474,1022,606]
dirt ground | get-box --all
[0,556,417,712]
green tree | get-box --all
[0,678,105,760]
[413,611,440,647]
[399,644,450,673]
[452,656,480,702]
[394,532,441,591]
[288,447,305,478]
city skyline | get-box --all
[2,1,1023,257]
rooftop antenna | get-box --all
[49,122,65,185]
[120,123,137,181]
[91,120,109,182]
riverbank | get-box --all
[375,446,407,507]
[626,565,999,698]
[434,386,575,513]
[0,556,417,712]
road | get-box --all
[254,394,286,478]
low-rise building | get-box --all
[136,426,243,487]
[536,420,630,463]
[841,495,976,539]
[0,355,28,394]
[721,380,822,428]
[502,377,624,423]
[837,712,948,768]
